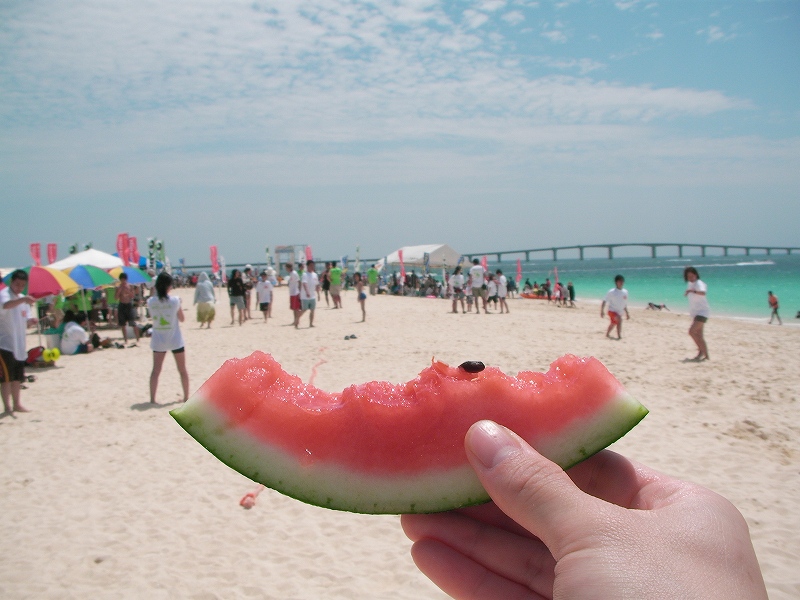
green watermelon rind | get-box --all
[170,389,648,514]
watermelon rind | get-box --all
[171,388,647,514]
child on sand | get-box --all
[768,291,782,325]
[684,266,710,361]
[600,275,629,339]
[354,272,366,322]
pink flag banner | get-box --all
[210,245,219,274]
[398,249,406,281]
[30,243,42,266]
[116,233,130,266]
[516,258,522,284]
[47,243,57,264]
[481,255,488,272]
[305,246,313,262]
[129,237,139,264]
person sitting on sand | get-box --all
[60,311,113,354]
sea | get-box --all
[487,253,800,321]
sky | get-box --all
[1,0,798,266]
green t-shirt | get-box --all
[329,268,342,286]
[367,268,378,284]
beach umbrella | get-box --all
[3,266,80,298]
[108,266,152,284]
[65,264,117,289]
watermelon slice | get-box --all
[171,352,647,514]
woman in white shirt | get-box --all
[147,272,189,404]
[683,266,710,362]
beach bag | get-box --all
[26,346,45,365]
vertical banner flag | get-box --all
[516,258,522,284]
[398,249,406,281]
[457,255,465,268]
[116,233,129,266]
[210,245,219,275]
[354,245,361,274]
[265,246,272,266]
[220,257,227,283]
[481,255,488,272]
[305,246,313,262]
[129,237,139,265]
[47,243,57,264]
[30,243,42,266]
[423,252,430,275]
[340,255,348,273]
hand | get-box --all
[402,421,767,600]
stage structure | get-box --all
[274,245,309,274]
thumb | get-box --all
[465,420,599,558]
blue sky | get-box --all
[1,0,798,266]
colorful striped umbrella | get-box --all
[2,266,80,298]
[66,264,117,289]
[108,266,152,284]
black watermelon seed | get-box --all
[459,361,485,373]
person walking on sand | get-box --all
[496,269,509,314]
[147,272,189,404]
[286,263,301,326]
[227,269,245,326]
[193,272,216,328]
[1,269,35,415]
[600,274,629,340]
[767,291,782,325]
[367,264,379,296]
[684,266,710,361]
[329,261,343,308]
[354,272,367,322]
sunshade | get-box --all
[2,266,81,299]
[47,248,124,270]
[65,264,117,289]
[108,266,152,284]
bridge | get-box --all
[464,243,800,263]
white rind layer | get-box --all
[171,389,648,514]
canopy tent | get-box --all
[47,248,124,271]
[376,244,462,271]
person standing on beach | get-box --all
[227,269,245,326]
[450,266,466,314]
[767,291,782,325]
[684,266,710,361]
[255,271,273,324]
[496,269,510,313]
[0,270,35,415]
[117,272,141,345]
[329,262,343,308]
[321,262,332,307]
[297,260,319,328]
[354,272,367,321]
[193,272,216,328]
[367,264,379,296]
[600,275,629,340]
[242,266,255,321]
[147,272,189,404]
[286,263,301,326]
[469,259,487,314]
[567,281,576,307]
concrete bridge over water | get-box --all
[464,243,800,263]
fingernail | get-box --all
[467,420,519,469]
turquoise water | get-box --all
[488,254,800,320]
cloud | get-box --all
[541,28,568,43]
[697,24,736,43]
[501,10,525,25]
[645,28,664,40]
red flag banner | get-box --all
[30,243,42,266]
[481,255,488,271]
[398,249,406,281]
[47,243,57,264]
[210,245,219,274]
[516,258,522,284]
[305,246,313,262]
[129,237,139,265]
[116,233,129,266]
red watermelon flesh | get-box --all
[171,351,647,514]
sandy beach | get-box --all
[1,286,798,599]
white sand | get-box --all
[1,287,798,599]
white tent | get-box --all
[376,244,462,271]
[47,248,124,270]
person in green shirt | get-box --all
[329,262,343,309]
[367,265,379,296]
